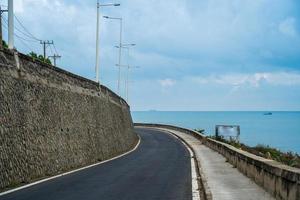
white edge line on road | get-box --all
[141,127,201,200]
[0,135,141,197]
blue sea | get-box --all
[132,111,300,153]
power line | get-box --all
[2,15,38,42]
[2,14,54,57]
[0,4,8,49]
[16,35,34,52]
[11,14,60,57]
[1,7,61,61]
[1,21,34,52]
[14,32,38,43]
[52,43,59,54]
[49,43,54,55]
[14,22,40,42]
[1,15,37,43]
[13,16,59,58]
[14,14,40,41]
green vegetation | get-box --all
[2,40,51,65]
[28,51,51,65]
[194,129,205,134]
[208,135,300,168]
[2,40,8,48]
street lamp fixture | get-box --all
[115,43,136,49]
[99,3,120,7]
[123,43,136,47]
[103,16,122,20]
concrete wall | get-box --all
[135,123,300,200]
[0,49,138,191]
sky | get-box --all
[1,0,300,111]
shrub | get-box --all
[210,136,300,168]
[28,51,52,65]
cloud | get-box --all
[159,78,176,87]
[279,17,298,37]
[1,0,300,110]
[192,72,300,87]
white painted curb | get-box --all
[0,136,141,197]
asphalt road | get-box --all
[0,128,192,200]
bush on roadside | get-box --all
[207,135,300,168]
[28,51,52,65]
[194,129,205,134]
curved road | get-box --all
[0,128,192,200]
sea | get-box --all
[132,111,300,153]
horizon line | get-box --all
[131,110,300,112]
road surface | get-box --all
[0,128,192,200]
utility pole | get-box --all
[8,0,14,49]
[40,40,53,59]
[48,54,61,66]
[0,6,8,49]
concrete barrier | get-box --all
[134,123,300,200]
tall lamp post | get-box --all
[95,1,120,85]
[125,65,140,103]
[103,16,123,94]
[115,64,140,102]
[115,44,136,100]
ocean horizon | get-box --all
[132,111,300,153]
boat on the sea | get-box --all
[264,112,273,115]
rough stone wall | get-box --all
[0,49,138,190]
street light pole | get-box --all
[95,2,120,85]
[118,19,123,94]
[115,63,139,102]
[126,63,129,101]
[115,44,136,101]
[95,1,100,84]
[103,16,123,95]
[126,65,140,103]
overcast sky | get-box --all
[2,0,300,111]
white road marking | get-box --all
[0,135,141,197]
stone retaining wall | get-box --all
[134,123,300,200]
[0,49,138,191]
